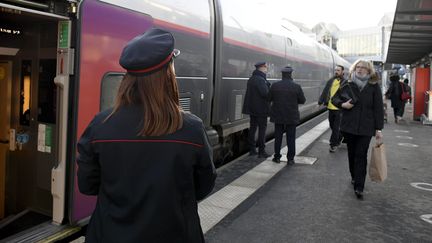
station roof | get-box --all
[386,0,432,65]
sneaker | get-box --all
[329,146,337,153]
[258,151,270,158]
[272,157,281,163]
[287,160,295,165]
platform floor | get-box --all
[203,104,432,242]
[70,104,431,243]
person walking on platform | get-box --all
[242,61,271,158]
[269,66,306,165]
[77,28,216,243]
[332,59,384,200]
[385,74,404,123]
[400,78,412,118]
[318,65,346,153]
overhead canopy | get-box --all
[386,0,432,65]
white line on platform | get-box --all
[397,142,419,148]
[395,135,413,140]
[198,120,329,233]
[420,214,432,224]
[410,182,432,192]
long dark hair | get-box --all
[107,62,183,136]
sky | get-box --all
[269,0,398,31]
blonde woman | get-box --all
[332,59,384,200]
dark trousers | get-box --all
[393,104,405,118]
[274,124,296,161]
[343,132,372,192]
[393,102,406,119]
[328,109,342,147]
[248,115,267,153]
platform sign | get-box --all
[58,21,70,49]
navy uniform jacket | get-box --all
[242,70,271,117]
[269,77,306,125]
[332,80,384,136]
[77,105,216,243]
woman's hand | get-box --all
[341,99,354,109]
[375,130,383,143]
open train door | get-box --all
[0,2,73,240]
[0,61,12,221]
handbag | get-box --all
[332,82,358,105]
[369,142,387,182]
[400,83,411,101]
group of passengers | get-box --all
[243,59,385,201]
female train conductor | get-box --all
[77,28,217,243]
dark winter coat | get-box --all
[332,80,384,137]
[269,77,306,125]
[385,80,404,108]
[318,76,347,106]
[242,70,271,117]
[77,106,216,243]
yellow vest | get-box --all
[327,78,340,110]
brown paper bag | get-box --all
[369,143,387,182]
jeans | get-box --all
[328,109,342,147]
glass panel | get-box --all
[100,73,124,111]
[20,60,31,126]
[37,59,57,123]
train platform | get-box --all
[69,103,431,243]
[201,102,432,242]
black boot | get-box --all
[258,151,270,158]
[354,190,363,200]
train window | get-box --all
[20,60,32,126]
[100,73,124,111]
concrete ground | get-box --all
[205,104,432,242]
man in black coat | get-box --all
[318,65,346,152]
[242,61,271,158]
[269,66,306,164]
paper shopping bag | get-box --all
[369,143,387,182]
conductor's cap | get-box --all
[254,61,267,68]
[119,28,180,75]
[281,66,293,73]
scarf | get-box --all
[351,73,370,91]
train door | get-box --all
[0,8,67,238]
[0,61,12,220]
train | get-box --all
[0,0,350,241]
